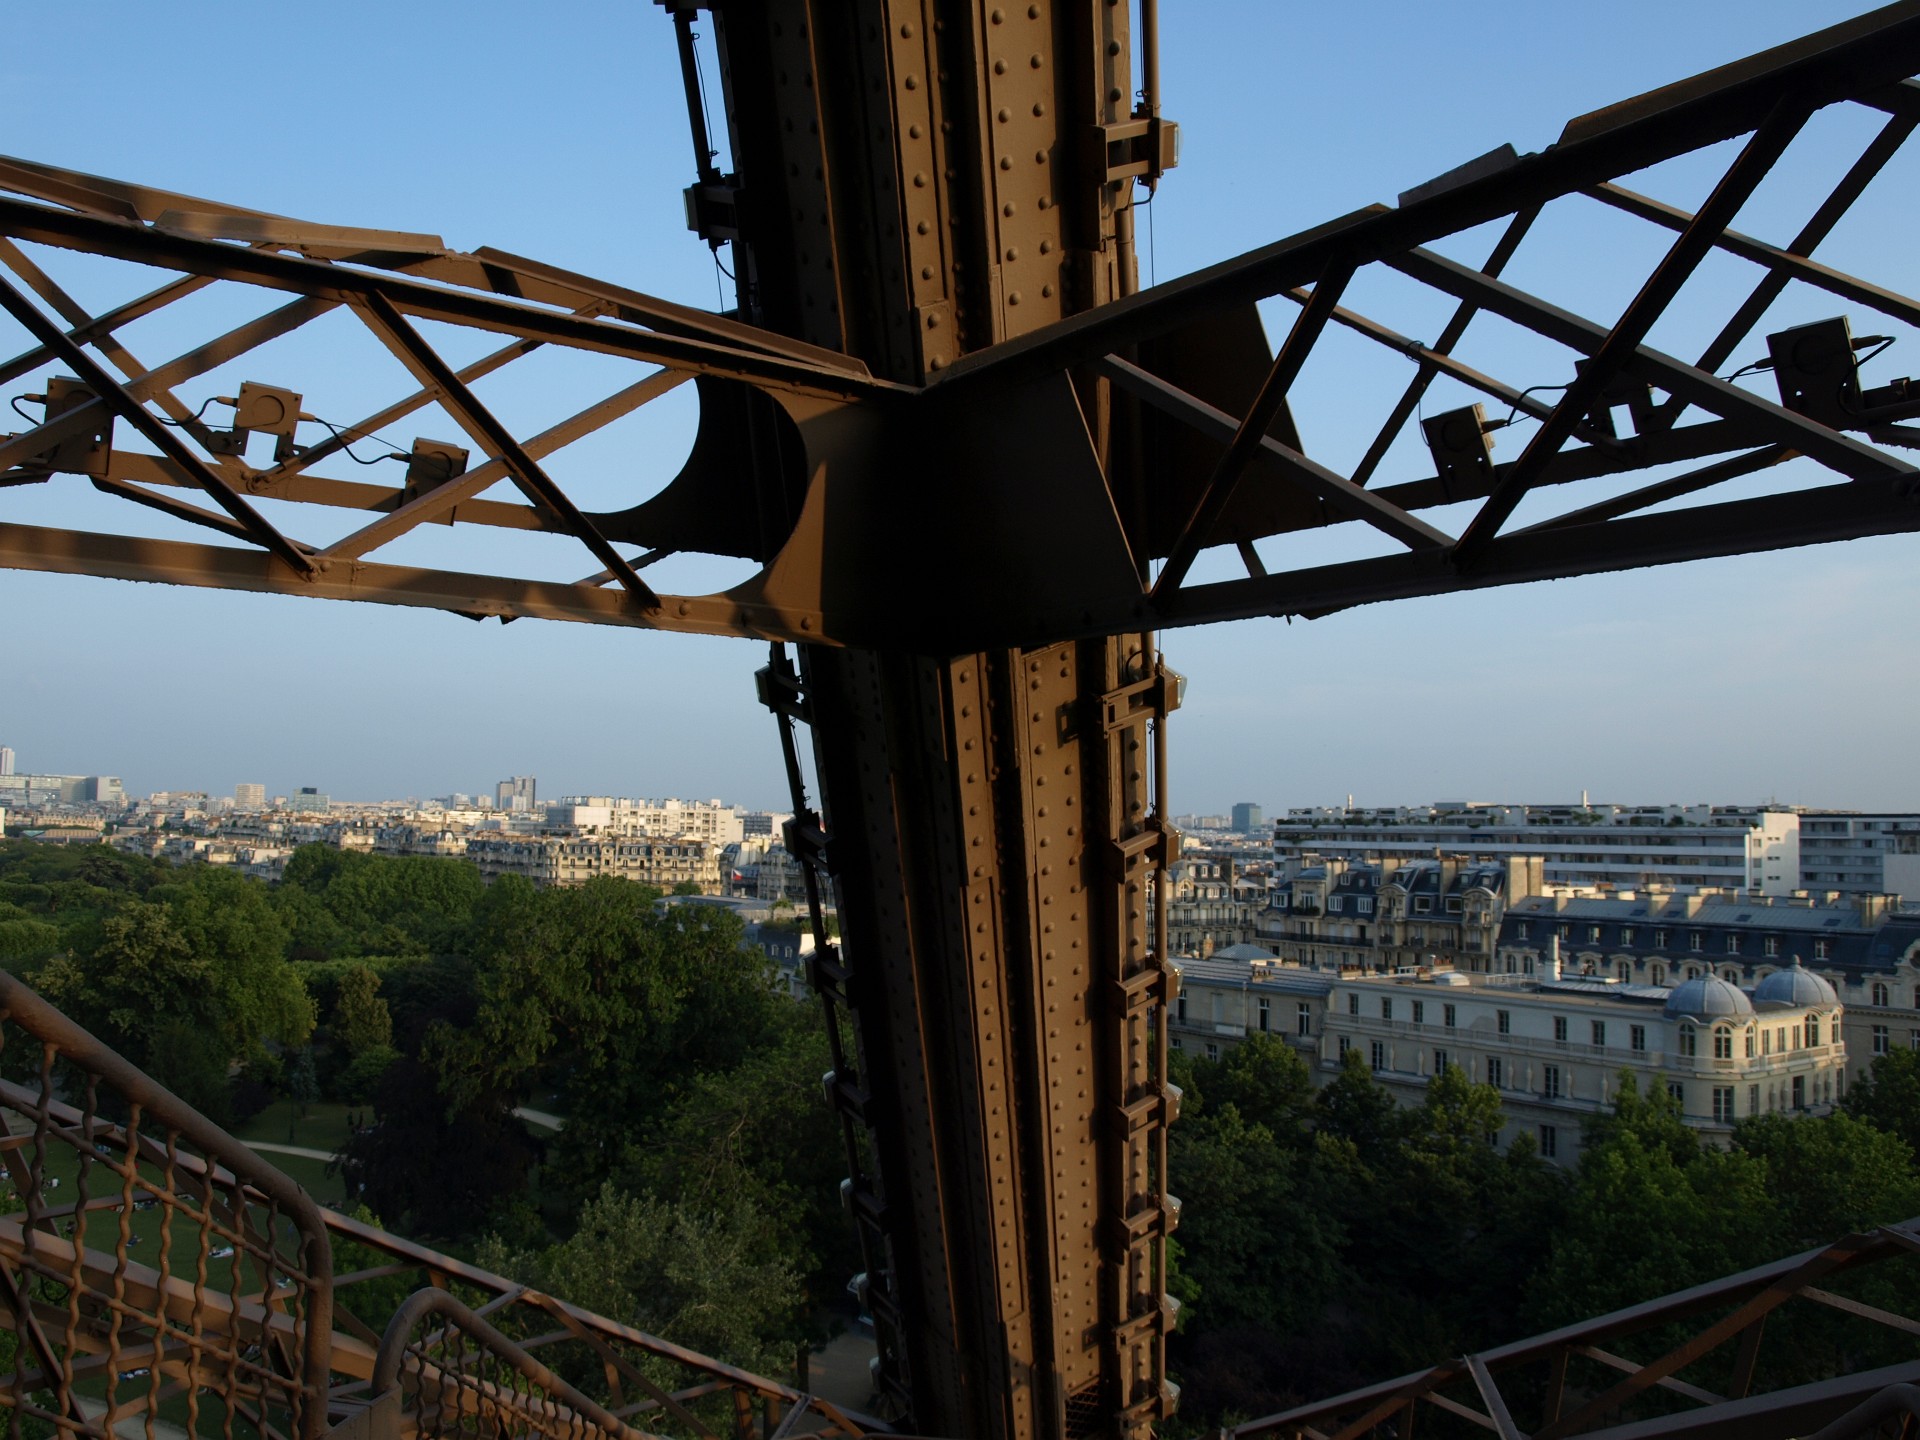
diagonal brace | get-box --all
[0,269,316,575]
[1152,259,1355,600]
[1096,354,1450,550]
[1453,96,1812,563]
[354,291,660,610]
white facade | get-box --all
[1274,803,1801,896]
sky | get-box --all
[2,2,1916,813]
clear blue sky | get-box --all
[2,2,1915,812]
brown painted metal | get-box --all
[3,9,1920,1440]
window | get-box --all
[1713,1087,1735,1123]
[1543,1065,1562,1100]
[1356,897,1374,915]
[1591,1020,1606,1047]
[1327,896,1343,914]
[1873,982,1890,1007]
[1170,1037,1183,1051]
[1806,1014,1820,1046]
[1816,940,1831,960]
[1444,1003,1457,1028]
[1516,922,1530,940]
[1793,1024,1803,1050]
[1412,1001,1425,1025]
[1348,993,1359,1016]
[1710,1027,1731,1059]
[1177,995,1187,1022]
[1446,896,1463,913]
[1588,925,1602,942]
[1415,896,1433,914]
[1434,1048,1449,1074]
[1616,961,1631,981]
[1630,1024,1647,1053]
[1487,1056,1505,1088]
[1539,1124,1558,1158]
[1690,931,1704,952]
[1369,1040,1386,1071]
[1874,1025,1890,1055]
[1668,1081,1685,1106]
[1497,1009,1511,1035]
[1337,1036,1350,1057]
[1680,1027,1697,1057]
[1764,936,1779,957]
[1553,1016,1568,1043]
[1790,1074,1805,1109]
[1723,968,1739,983]
[1653,929,1668,949]
[1297,1002,1310,1037]
[1762,1029,1772,1056]
[1745,1026,1756,1058]
[1381,998,1393,1021]
[1726,935,1740,955]
[1205,1043,1219,1061]
[1257,997,1270,1032]
[1622,926,1636,945]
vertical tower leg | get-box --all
[766,638,1181,1440]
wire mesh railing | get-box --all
[0,973,332,1440]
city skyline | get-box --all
[3,2,1916,813]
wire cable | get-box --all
[306,415,408,465]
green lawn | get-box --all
[230,1100,356,1155]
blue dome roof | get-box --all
[1664,975,1755,1020]
[1753,960,1838,1009]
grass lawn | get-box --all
[230,1101,356,1155]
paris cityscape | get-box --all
[5,734,1920,1421]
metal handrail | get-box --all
[374,1288,658,1440]
[0,972,334,1439]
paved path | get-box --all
[242,1140,338,1162]
[514,1106,566,1131]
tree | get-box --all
[1733,1111,1920,1251]
[1200,1033,1315,1147]
[671,879,703,896]
[1312,1047,1410,1161]
[478,1182,807,1380]
[1842,1047,1920,1159]
[332,965,393,1055]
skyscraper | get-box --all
[0,747,14,777]
[495,775,537,812]
[234,783,266,811]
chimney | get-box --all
[1546,932,1562,982]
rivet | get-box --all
[1029,2,1041,14]
[1042,283,1055,297]
[927,312,941,327]
[1009,291,1022,305]
[1035,150,1047,164]
[1110,87,1124,102]
[1038,196,1051,209]
[917,220,931,234]
[991,7,1005,21]
[994,58,1008,74]
[1030,53,1043,68]
[999,156,1013,170]
[1006,246,1019,261]
[800,616,812,630]
[997,107,1011,122]
[929,356,946,369]
[909,123,923,139]
[913,172,928,187]
[1004,202,1016,216]
[1108,40,1121,56]
[904,74,919,90]
[900,21,914,36]
[922,265,934,279]
[1033,102,1047,116]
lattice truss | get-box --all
[1,12,1919,655]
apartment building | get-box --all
[1496,888,1898,1078]
[1322,961,1843,1164]
[1274,803,1800,895]
[542,797,745,847]
[1256,855,1542,973]
[467,835,719,891]
[1167,951,1334,1064]
[1799,813,1920,893]
[1166,851,1269,957]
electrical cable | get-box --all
[154,395,228,428]
[306,414,408,465]
[8,395,38,424]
